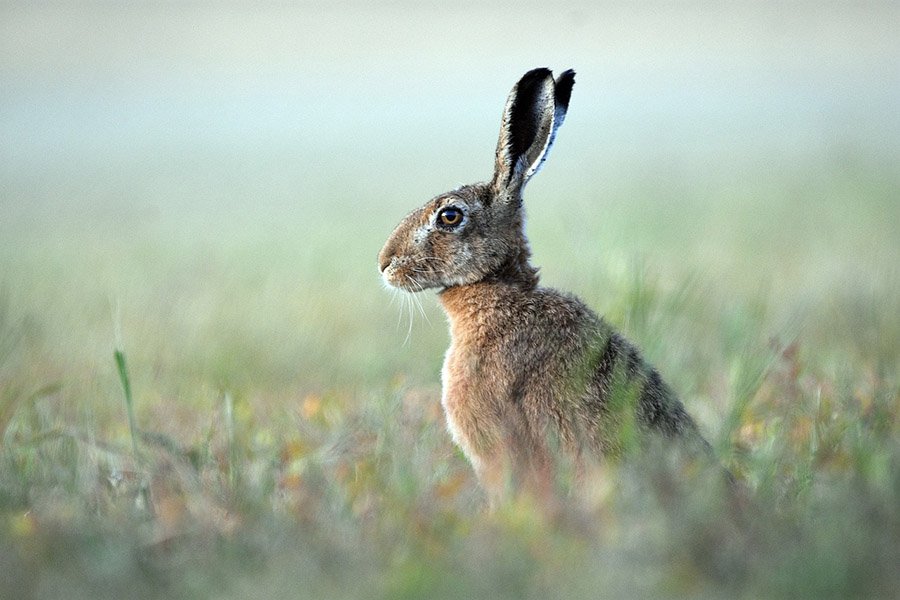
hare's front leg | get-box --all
[442,408,508,506]
[468,450,509,509]
[441,393,507,505]
[471,446,561,512]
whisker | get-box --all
[403,275,432,342]
[409,274,438,326]
[395,290,404,332]
[407,279,431,323]
[412,291,430,324]
[403,289,415,346]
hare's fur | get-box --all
[379,69,707,501]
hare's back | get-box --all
[525,288,703,444]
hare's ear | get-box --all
[492,68,575,201]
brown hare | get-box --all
[379,68,710,503]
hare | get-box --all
[378,68,710,502]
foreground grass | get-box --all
[1,257,897,598]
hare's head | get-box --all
[379,68,575,292]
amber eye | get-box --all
[437,207,463,228]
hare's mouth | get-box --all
[381,262,437,293]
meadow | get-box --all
[1,4,898,599]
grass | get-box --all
[0,147,897,598]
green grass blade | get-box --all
[114,349,140,462]
[114,348,152,513]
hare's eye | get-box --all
[437,207,463,228]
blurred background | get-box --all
[1,1,898,424]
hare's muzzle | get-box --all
[378,250,393,274]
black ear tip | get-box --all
[554,69,576,111]
[517,67,554,88]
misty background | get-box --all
[1,3,898,392]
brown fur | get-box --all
[379,69,708,503]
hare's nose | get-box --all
[378,251,393,273]
[379,238,399,273]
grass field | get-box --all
[1,4,899,599]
